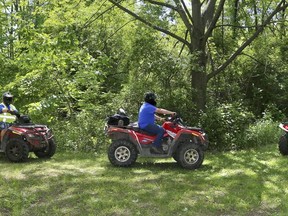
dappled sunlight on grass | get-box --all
[0,144,288,215]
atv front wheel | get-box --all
[5,139,29,162]
[279,134,288,155]
[108,140,138,167]
[34,138,57,158]
[177,143,204,169]
[172,152,179,163]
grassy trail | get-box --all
[0,144,287,216]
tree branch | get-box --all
[180,0,193,24]
[144,0,177,10]
[146,0,192,33]
[179,30,188,56]
[102,19,136,51]
[108,0,190,47]
[215,21,286,29]
[173,0,193,30]
[81,1,114,30]
[203,0,226,43]
[207,1,288,81]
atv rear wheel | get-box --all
[108,140,137,167]
[279,134,288,155]
[5,139,29,162]
[34,138,57,158]
[177,143,204,169]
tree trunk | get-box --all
[108,0,288,112]
[191,70,207,111]
[190,46,208,111]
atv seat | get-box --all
[127,123,156,136]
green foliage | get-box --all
[52,111,108,152]
[237,36,288,117]
[240,117,282,149]
[199,103,255,151]
[200,105,284,151]
[0,0,287,153]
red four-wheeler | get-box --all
[0,115,56,162]
[279,122,288,155]
[106,110,208,169]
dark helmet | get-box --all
[144,92,157,106]
[3,92,13,106]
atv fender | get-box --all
[171,131,205,153]
[1,129,24,151]
[107,127,142,153]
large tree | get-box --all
[108,0,288,111]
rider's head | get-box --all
[3,92,13,106]
[144,92,157,106]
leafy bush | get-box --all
[199,103,255,150]
[200,104,283,151]
[240,116,282,149]
[51,111,108,153]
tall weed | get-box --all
[239,117,282,149]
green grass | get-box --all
[1,144,288,216]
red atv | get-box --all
[106,110,208,169]
[278,122,288,155]
[0,115,56,162]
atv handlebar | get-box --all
[165,113,184,124]
[170,113,179,120]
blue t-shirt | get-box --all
[138,102,157,129]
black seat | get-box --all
[127,124,156,136]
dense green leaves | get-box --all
[0,0,287,151]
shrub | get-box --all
[52,111,108,153]
[240,116,282,149]
[199,103,255,150]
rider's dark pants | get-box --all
[142,124,165,148]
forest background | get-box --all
[0,0,287,153]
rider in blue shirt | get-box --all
[138,92,175,154]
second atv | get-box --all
[0,115,56,162]
[106,110,208,170]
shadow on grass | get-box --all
[1,145,288,215]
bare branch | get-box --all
[108,0,190,47]
[173,0,193,30]
[144,0,177,10]
[241,53,266,66]
[180,0,193,23]
[179,30,188,56]
[215,21,287,29]
[81,1,114,30]
[146,0,192,32]
[203,0,226,43]
[207,1,288,81]
[106,19,135,41]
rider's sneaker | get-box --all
[150,146,164,154]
